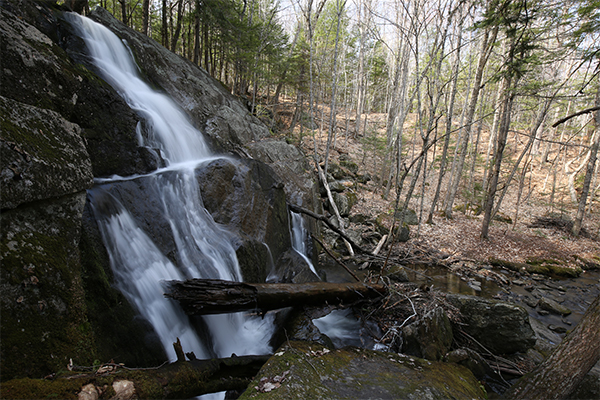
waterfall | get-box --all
[69,14,275,361]
[290,211,319,277]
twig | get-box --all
[311,233,360,281]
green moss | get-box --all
[239,341,486,400]
[526,257,583,277]
[0,377,83,399]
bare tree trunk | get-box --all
[491,100,551,219]
[142,0,150,35]
[573,83,600,236]
[444,25,497,218]
[193,0,200,65]
[481,74,515,239]
[166,279,387,315]
[505,294,600,400]
[161,0,168,47]
[170,0,183,52]
[427,14,463,224]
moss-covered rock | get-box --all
[238,341,486,399]
[0,96,93,209]
[0,193,95,380]
[402,307,453,361]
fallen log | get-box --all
[0,354,270,399]
[504,293,600,400]
[165,279,387,315]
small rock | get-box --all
[537,310,550,316]
[524,285,535,292]
[512,279,526,286]
[524,297,539,308]
[78,384,99,400]
[547,325,567,334]
[539,297,572,315]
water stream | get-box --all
[68,13,275,361]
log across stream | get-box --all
[165,279,388,315]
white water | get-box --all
[290,211,319,277]
[70,14,274,361]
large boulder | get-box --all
[86,7,270,152]
[195,158,291,275]
[239,341,486,399]
[446,294,536,354]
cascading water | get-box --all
[68,13,275,361]
[290,211,319,277]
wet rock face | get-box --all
[86,7,270,153]
[195,158,291,273]
[446,293,536,354]
[0,5,160,178]
[402,307,453,361]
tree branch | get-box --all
[552,106,600,128]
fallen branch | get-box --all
[552,105,600,127]
[0,354,271,399]
[310,233,360,281]
[288,204,370,254]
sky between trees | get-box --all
[85,0,599,237]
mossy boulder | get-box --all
[195,158,291,270]
[0,96,93,209]
[238,341,486,399]
[446,294,536,354]
[402,307,453,361]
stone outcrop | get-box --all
[402,307,453,361]
[0,4,160,178]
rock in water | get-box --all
[402,307,453,361]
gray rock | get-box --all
[539,296,572,315]
[387,266,409,282]
[446,293,536,354]
[1,192,94,379]
[0,96,93,209]
[402,307,453,361]
[394,208,419,225]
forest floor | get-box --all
[272,102,600,271]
